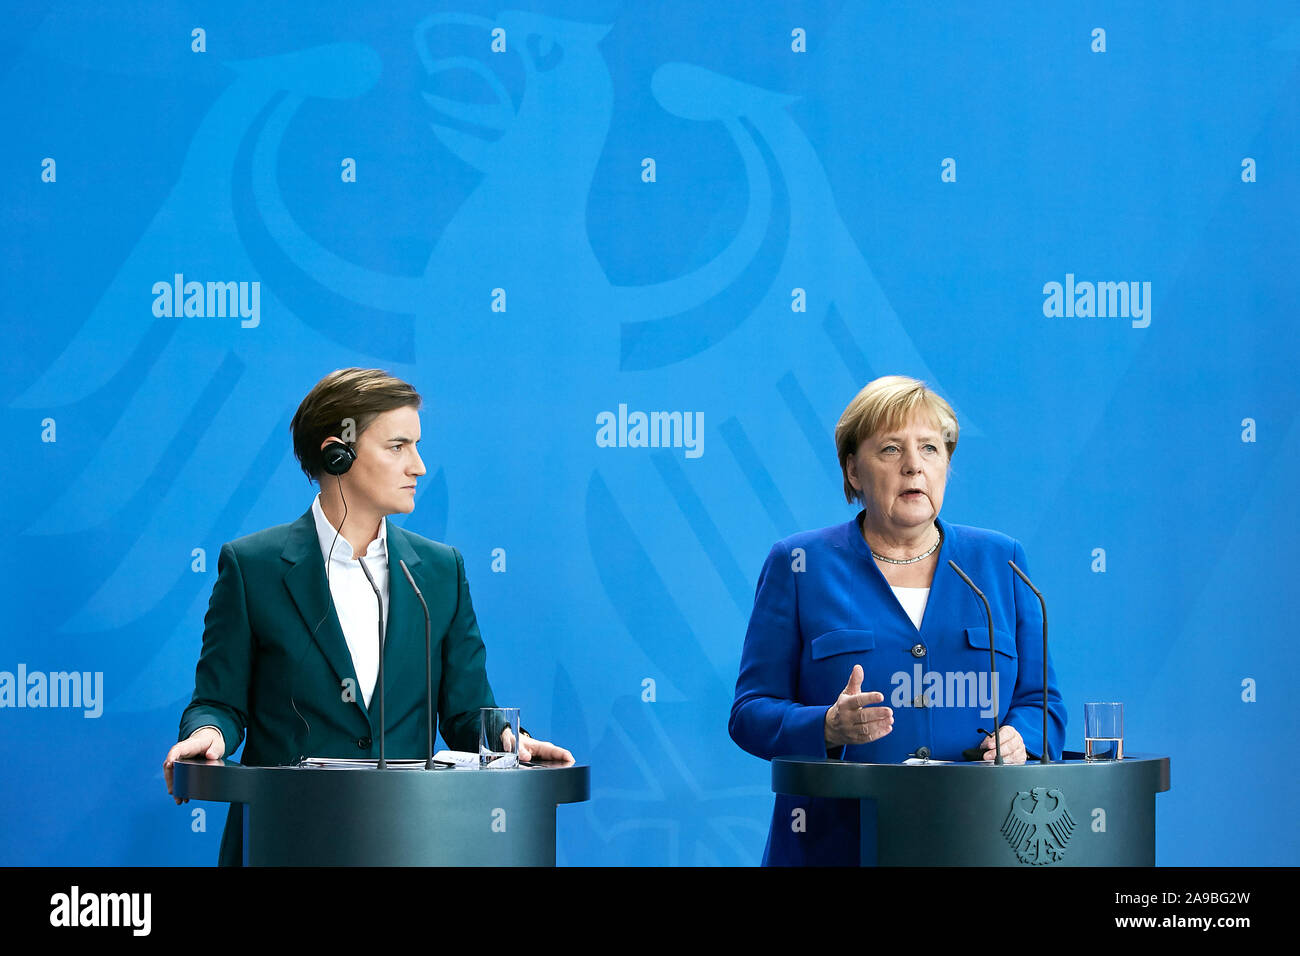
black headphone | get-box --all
[320,439,356,476]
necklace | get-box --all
[870,523,942,565]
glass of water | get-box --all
[1084,702,1123,760]
[479,707,520,768]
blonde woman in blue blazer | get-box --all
[730,376,1066,866]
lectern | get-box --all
[773,752,1169,866]
[173,759,590,866]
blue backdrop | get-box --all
[2,0,1296,866]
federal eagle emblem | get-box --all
[1001,787,1075,865]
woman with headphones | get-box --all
[162,368,571,865]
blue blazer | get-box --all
[178,508,497,865]
[729,515,1066,866]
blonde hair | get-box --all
[834,376,958,503]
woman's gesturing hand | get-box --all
[824,664,894,748]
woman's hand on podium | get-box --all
[501,727,574,765]
[824,664,894,749]
[980,725,1027,764]
[164,727,227,803]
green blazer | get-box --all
[178,507,496,865]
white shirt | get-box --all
[890,586,931,631]
[312,494,389,709]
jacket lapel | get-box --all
[919,516,962,640]
[280,508,369,726]
[383,521,424,700]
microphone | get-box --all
[356,557,386,770]
[398,560,435,770]
[947,560,1002,765]
[1008,560,1051,763]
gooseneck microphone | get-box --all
[1008,560,1051,763]
[397,560,435,770]
[947,559,1002,765]
[356,556,386,770]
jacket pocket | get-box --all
[810,629,874,661]
[964,626,1017,660]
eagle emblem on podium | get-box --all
[1001,787,1075,865]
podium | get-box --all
[773,752,1170,866]
[173,759,590,866]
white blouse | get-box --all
[890,586,931,631]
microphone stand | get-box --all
[398,560,435,770]
[1008,560,1051,763]
[357,557,386,770]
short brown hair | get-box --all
[290,368,422,481]
[834,376,958,503]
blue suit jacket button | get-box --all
[357,736,372,749]
[910,643,927,658]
